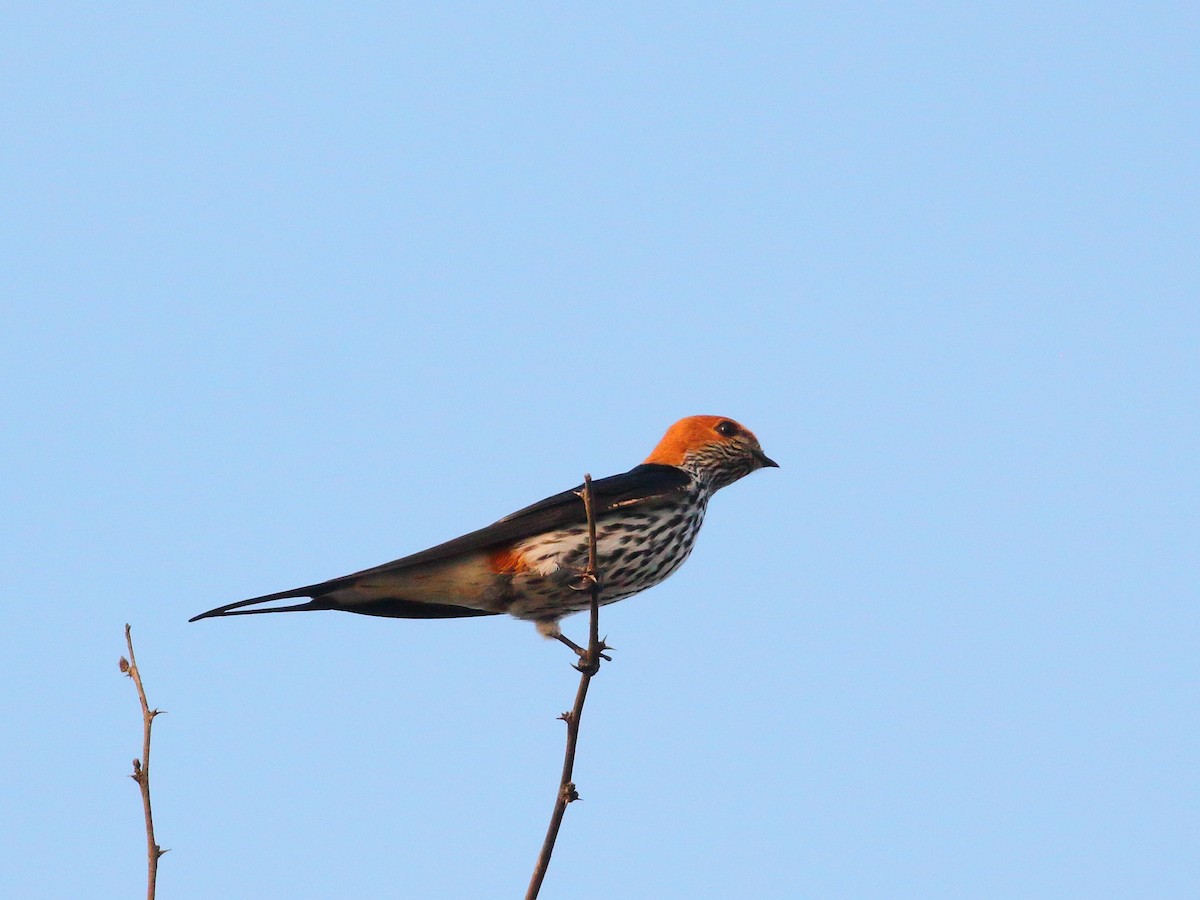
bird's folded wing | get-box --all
[334,463,693,582]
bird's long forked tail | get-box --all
[190,581,504,622]
[188,588,334,622]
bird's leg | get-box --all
[536,621,607,664]
[554,632,588,660]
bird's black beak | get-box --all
[753,448,779,469]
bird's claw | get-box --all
[567,571,600,592]
[570,638,613,673]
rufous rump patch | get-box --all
[643,415,741,466]
[488,547,532,575]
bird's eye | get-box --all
[715,420,740,438]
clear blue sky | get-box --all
[3,4,1197,898]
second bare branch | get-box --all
[120,624,166,900]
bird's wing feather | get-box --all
[189,464,692,621]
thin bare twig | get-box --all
[525,473,608,900]
[120,625,166,900]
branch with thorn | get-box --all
[120,625,166,900]
[525,473,609,900]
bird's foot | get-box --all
[554,633,612,673]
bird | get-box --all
[190,415,777,653]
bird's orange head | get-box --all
[644,415,778,489]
